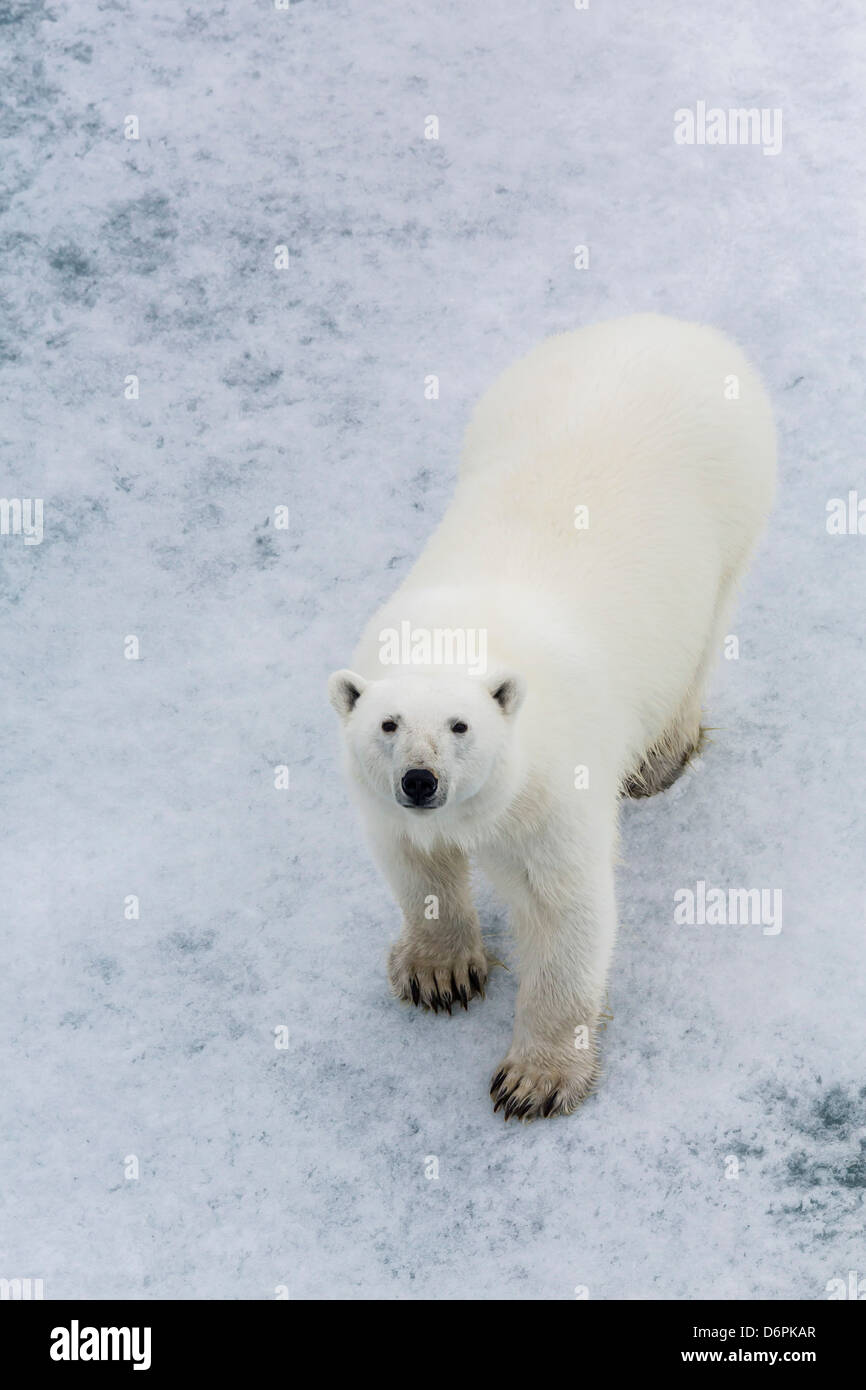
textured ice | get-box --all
[1,0,864,1300]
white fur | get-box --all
[329,313,776,1120]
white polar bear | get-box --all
[329,313,776,1121]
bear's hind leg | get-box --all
[621,709,706,799]
[622,569,739,799]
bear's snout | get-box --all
[400,768,438,806]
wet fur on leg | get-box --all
[622,723,708,799]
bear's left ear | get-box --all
[328,669,368,719]
[487,671,526,717]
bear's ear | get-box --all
[487,670,526,716]
[328,669,367,719]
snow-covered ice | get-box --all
[1,0,864,1299]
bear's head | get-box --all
[327,668,525,818]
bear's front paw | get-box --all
[388,939,491,1015]
[489,1045,600,1121]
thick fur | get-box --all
[329,314,776,1120]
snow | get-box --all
[1,0,864,1299]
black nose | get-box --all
[401,768,438,804]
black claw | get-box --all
[410,977,420,1006]
[541,1091,559,1118]
[490,1069,506,1095]
[493,1092,507,1114]
[468,967,483,997]
[458,985,469,1010]
[430,994,439,1014]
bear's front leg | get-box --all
[484,815,617,1119]
[372,833,492,1013]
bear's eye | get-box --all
[381,719,398,733]
[451,721,468,734]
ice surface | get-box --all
[1,0,864,1300]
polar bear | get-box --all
[329,314,775,1120]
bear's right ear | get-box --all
[328,669,367,719]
